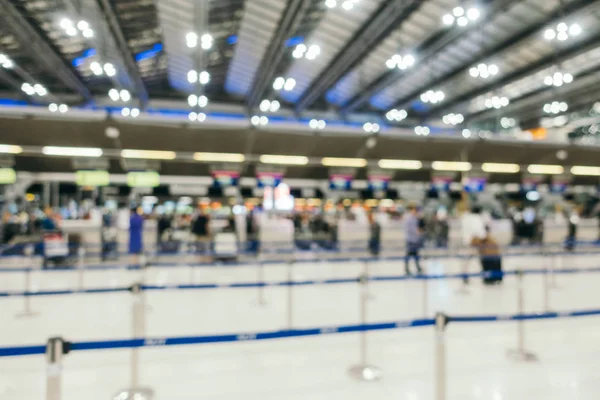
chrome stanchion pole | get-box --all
[46,337,67,400]
[348,265,381,381]
[286,251,294,328]
[16,245,38,318]
[77,247,85,291]
[507,270,537,362]
[114,283,154,400]
[434,313,448,400]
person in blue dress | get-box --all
[129,207,144,257]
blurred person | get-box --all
[41,207,58,232]
[404,204,423,275]
[368,212,381,257]
[191,208,211,262]
[128,207,144,260]
[565,207,581,252]
[471,226,503,285]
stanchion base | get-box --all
[348,365,382,381]
[506,349,538,362]
[113,388,154,400]
[15,311,39,318]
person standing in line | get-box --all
[404,204,423,275]
[191,208,211,262]
[129,206,144,263]
[368,212,381,257]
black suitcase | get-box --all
[481,256,502,284]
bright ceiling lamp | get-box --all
[121,149,176,160]
[527,164,564,174]
[420,90,444,104]
[321,157,367,168]
[378,159,422,170]
[544,71,573,87]
[42,146,102,157]
[481,163,520,173]
[431,161,472,172]
[0,144,23,154]
[259,154,308,165]
[570,166,600,176]
[193,152,245,163]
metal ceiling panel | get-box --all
[279,0,384,104]
[225,0,287,98]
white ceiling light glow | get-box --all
[544,22,581,41]
[259,99,280,112]
[442,6,479,27]
[108,88,131,102]
[462,129,472,138]
[0,54,14,69]
[21,83,47,96]
[420,90,445,104]
[500,117,517,129]
[325,0,359,11]
[0,145,23,154]
[385,54,415,70]
[186,32,198,48]
[273,77,296,91]
[43,146,103,157]
[481,163,520,173]
[48,103,69,113]
[527,164,564,175]
[292,44,321,60]
[469,63,499,79]
[415,126,430,136]
[309,119,326,130]
[544,71,573,87]
[260,155,309,165]
[378,159,422,170]
[251,115,269,126]
[59,18,94,38]
[121,107,140,118]
[431,161,472,172]
[385,109,407,122]
[442,113,464,125]
[363,122,380,133]
[188,94,208,108]
[201,33,213,50]
[484,96,510,109]
[188,112,207,122]
[321,157,367,168]
[121,149,176,160]
[543,101,568,114]
[187,70,210,85]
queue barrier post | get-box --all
[506,270,538,362]
[348,265,381,381]
[46,337,69,400]
[113,283,154,400]
[434,313,448,400]
[16,245,38,318]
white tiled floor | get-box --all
[1,253,600,399]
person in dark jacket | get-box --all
[129,207,144,258]
[368,212,381,257]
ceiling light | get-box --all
[0,144,22,154]
[462,129,472,138]
[485,95,509,109]
[104,63,116,77]
[466,8,480,20]
[109,88,120,101]
[0,54,13,69]
[198,95,208,108]
[121,149,176,160]
[481,163,520,173]
[186,32,198,48]
[194,152,245,163]
[569,24,581,36]
[201,33,213,50]
[527,164,564,175]
[130,108,140,117]
[363,122,379,133]
[59,18,73,30]
[42,146,102,157]
[500,117,517,129]
[453,7,464,17]
[544,101,568,114]
[545,71,573,87]
[199,71,210,85]
[442,113,463,125]
[77,20,89,31]
[378,159,422,170]
[309,119,326,130]
[470,63,498,79]
[119,89,131,102]
[325,0,337,8]
[48,103,58,112]
[544,29,556,40]
[273,77,285,90]
[570,166,600,176]
[188,112,197,121]
[188,94,197,107]
[420,90,445,104]
[544,23,581,41]
[269,100,280,112]
[386,108,407,122]
[187,70,197,83]
[294,43,320,60]
[386,54,415,70]
[283,78,296,91]
[33,84,47,96]
[251,116,260,126]
[21,83,34,95]
[260,155,308,165]
[58,104,68,113]
[260,100,270,112]
[431,161,471,172]
[121,107,131,117]
[82,29,94,38]
[457,16,468,26]
[415,126,430,136]
[260,116,269,126]
[65,26,77,36]
[442,14,454,25]
[321,157,367,168]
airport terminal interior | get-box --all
[1,0,600,398]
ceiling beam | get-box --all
[295,0,423,112]
[96,0,150,109]
[341,0,549,113]
[432,32,600,117]
[0,68,23,93]
[247,0,311,109]
[0,0,92,101]
[390,0,600,114]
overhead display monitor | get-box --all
[127,171,160,188]
[75,170,110,187]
